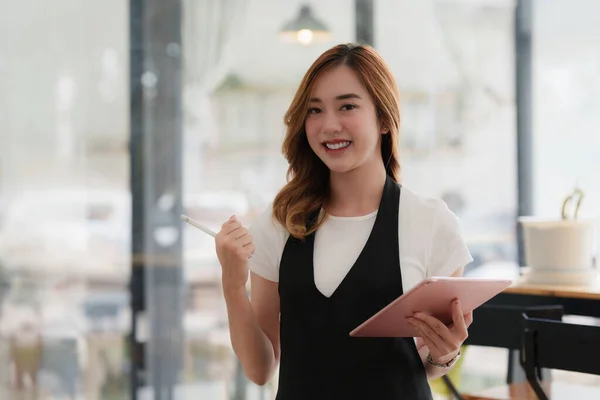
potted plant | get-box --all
[518,188,598,285]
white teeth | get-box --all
[325,141,351,150]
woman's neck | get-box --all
[327,163,387,217]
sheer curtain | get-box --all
[182,0,250,192]
[182,0,249,133]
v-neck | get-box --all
[308,176,393,300]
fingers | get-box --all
[221,215,236,228]
[415,336,427,351]
[452,299,464,326]
[221,216,242,235]
[236,231,253,247]
[219,216,250,240]
[216,215,254,260]
[451,300,469,342]
[245,243,256,259]
[408,313,451,352]
[233,241,254,259]
[408,301,472,363]
[408,317,443,354]
[464,311,473,328]
[452,299,473,341]
[408,302,471,355]
[413,313,453,340]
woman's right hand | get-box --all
[215,215,255,292]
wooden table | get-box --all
[504,273,600,301]
[469,265,600,317]
[463,381,600,400]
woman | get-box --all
[215,43,473,399]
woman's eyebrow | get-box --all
[309,93,362,103]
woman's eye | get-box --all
[340,104,356,111]
[308,108,322,114]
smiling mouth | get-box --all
[323,140,352,150]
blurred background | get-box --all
[0,0,599,399]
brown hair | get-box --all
[272,43,401,239]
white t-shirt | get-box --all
[248,186,473,297]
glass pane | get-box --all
[1,1,130,399]
[378,0,518,270]
[533,0,600,219]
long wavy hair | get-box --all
[272,43,401,239]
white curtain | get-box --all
[182,0,250,143]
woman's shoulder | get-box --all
[399,185,450,222]
[399,184,473,277]
[248,203,289,240]
[398,185,466,250]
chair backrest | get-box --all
[521,315,600,376]
[465,304,564,350]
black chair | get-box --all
[466,304,564,349]
[521,314,600,400]
[442,304,564,400]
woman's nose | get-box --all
[322,111,342,134]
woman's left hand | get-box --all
[407,299,473,364]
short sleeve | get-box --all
[427,201,473,278]
[247,204,289,282]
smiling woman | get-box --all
[213,43,474,400]
[274,44,401,238]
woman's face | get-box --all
[305,65,385,175]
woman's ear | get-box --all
[379,119,389,134]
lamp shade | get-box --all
[279,5,331,45]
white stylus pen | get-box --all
[181,214,254,259]
[180,214,216,237]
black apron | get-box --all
[276,175,433,399]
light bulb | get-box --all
[297,29,314,45]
